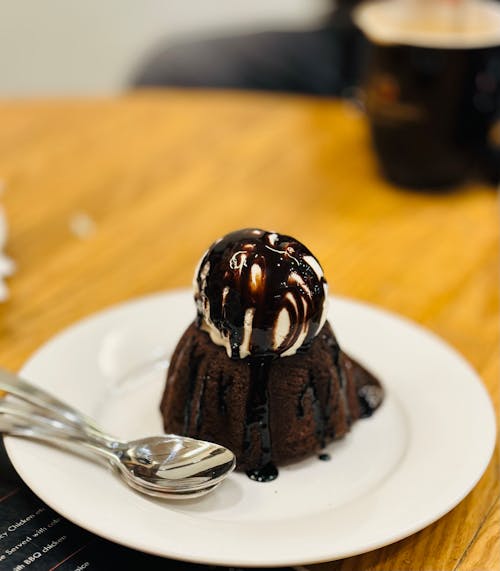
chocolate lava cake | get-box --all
[160,229,383,481]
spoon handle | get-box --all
[0,414,119,464]
[0,368,118,446]
[0,400,122,456]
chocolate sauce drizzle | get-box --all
[294,332,341,449]
[182,344,202,434]
[294,330,383,461]
[298,371,328,447]
[217,372,231,416]
[194,374,208,435]
[193,229,330,481]
[244,357,278,482]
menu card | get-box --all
[0,441,294,571]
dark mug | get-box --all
[484,110,500,183]
[355,0,500,189]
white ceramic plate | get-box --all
[5,290,496,567]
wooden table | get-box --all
[0,91,497,571]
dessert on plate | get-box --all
[160,229,384,481]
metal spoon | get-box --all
[0,369,235,497]
[0,402,233,493]
[0,413,221,499]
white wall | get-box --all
[0,0,331,96]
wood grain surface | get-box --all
[0,91,498,570]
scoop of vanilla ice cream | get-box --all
[194,228,328,359]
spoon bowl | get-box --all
[122,435,236,489]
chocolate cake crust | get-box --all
[160,321,383,473]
